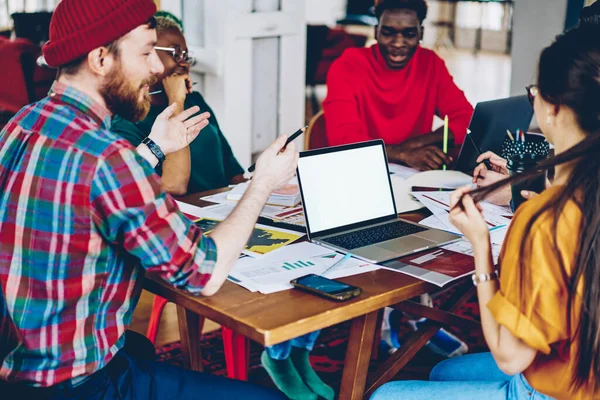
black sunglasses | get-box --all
[526,85,538,106]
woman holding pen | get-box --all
[372,25,600,400]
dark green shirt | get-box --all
[112,92,244,194]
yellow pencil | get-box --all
[443,115,449,170]
[506,129,515,141]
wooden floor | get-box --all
[131,48,512,348]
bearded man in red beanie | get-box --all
[0,0,295,398]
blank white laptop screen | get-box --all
[298,144,396,234]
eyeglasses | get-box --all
[526,85,538,106]
[155,46,196,66]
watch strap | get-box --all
[141,137,166,166]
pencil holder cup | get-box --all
[501,132,550,161]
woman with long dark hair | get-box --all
[372,26,600,400]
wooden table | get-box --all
[143,190,478,399]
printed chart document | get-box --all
[194,217,302,257]
[228,242,380,294]
[381,247,475,287]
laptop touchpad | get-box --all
[378,236,432,252]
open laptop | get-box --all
[454,95,534,174]
[296,140,460,263]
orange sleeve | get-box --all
[487,202,576,354]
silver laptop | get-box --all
[296,140,460,263]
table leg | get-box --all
[338,311,379,400]
[176,305,205,372]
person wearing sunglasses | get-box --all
[323,0,474,172]
[113,11,246,195]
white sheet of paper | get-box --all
[388,163,420,179]
[406,170,473,189]
[412,191,513,230]
[390,175,425,214]
[201,191,236,205]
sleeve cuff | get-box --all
[487,292,552,354]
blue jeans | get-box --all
[371,352,555,400]
[265,330,321,360]
[1,331,284,400]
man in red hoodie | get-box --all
[323,0,474,171]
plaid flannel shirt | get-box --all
[0,82,217,386]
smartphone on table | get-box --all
[290,274,362,301]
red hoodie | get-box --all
[323,44,473,147]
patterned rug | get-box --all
[155,293,488,394]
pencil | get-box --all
[506,130,515,141]
[442,115,449,171]
[247,126,307,173]
[322,253,352,277]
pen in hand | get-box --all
[248,126,307,173]
[466,130,493,170]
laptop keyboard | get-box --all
[322,220,428,250]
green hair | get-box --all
[154,10,184,33]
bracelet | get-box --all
[471,270,499,286]
[141,137,166,167]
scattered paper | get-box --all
[193,217,303,257]
[390,176,425,214]
[412,191,513,232]
[275,212,306,227]
[175,200,210,220]
[442,239,503,265]
[407,170,473,189]
[201,191,235,205]
[381,247,475,287]
[388,163,420,179]
[227,242,379,294]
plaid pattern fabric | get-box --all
[0,82,217,387]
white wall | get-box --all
[510,0,568,95]
[305,0,345,26]
[160,0,307,168]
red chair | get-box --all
[0,37,55,129]
[147,295,250,380]
[0,37,38,115]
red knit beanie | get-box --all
[42,0,157,68]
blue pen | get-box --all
[321,253,352,277]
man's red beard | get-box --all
[100,60,156,122]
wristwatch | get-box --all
[471,270,499,286]
[141,137,166,167]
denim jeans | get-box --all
[265,330,321,360]
[1,331,285,400]
[370,352,555,400]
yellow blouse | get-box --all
[487,185,592,400]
